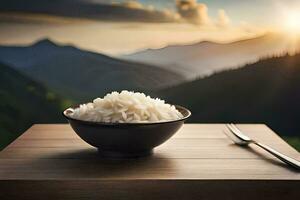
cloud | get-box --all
[176,0,210,25]
[0,0,179,23]
[216,9,231,27]
[239,21,263,33]
[0,0,234,27]
[118,1,144,9]
[175,0,234,28]
[114,1,181,23]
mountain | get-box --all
[0,39,67,68]
[0,39,184,102]
[160,53,300,137]
[123,33,299,79]
[0,62,69,150]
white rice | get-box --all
[66,90,183,123]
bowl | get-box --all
[63,105,191,158]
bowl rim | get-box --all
[62,104,191,126]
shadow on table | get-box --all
[40,148,177,178]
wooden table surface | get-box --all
[0,124,299,200]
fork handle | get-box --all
[254,142,300,170]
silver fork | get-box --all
[226,123,300,170]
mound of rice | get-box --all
[66,91,183,123]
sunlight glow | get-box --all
[283,11,300,34]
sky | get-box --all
[87,0,300,27]
[0,0,300,55]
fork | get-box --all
[226,123,300,170]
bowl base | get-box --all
[98,149,153,158]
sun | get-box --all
[283,11,300,34]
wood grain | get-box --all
[0,124,299,200]
[0,180,299,200]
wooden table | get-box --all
[0,124,299,200]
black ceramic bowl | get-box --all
[63,105,191,158]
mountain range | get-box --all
[0,39,184,102]
[0,40,300,150]
[123,33,299,79]
[160,53,300,137]
[0,62,68,150]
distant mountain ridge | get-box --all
[0,62,68,150]
[160,53,300,137]
[0,39,184,102]
[0,39,74,68]
[123,33,299,79]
